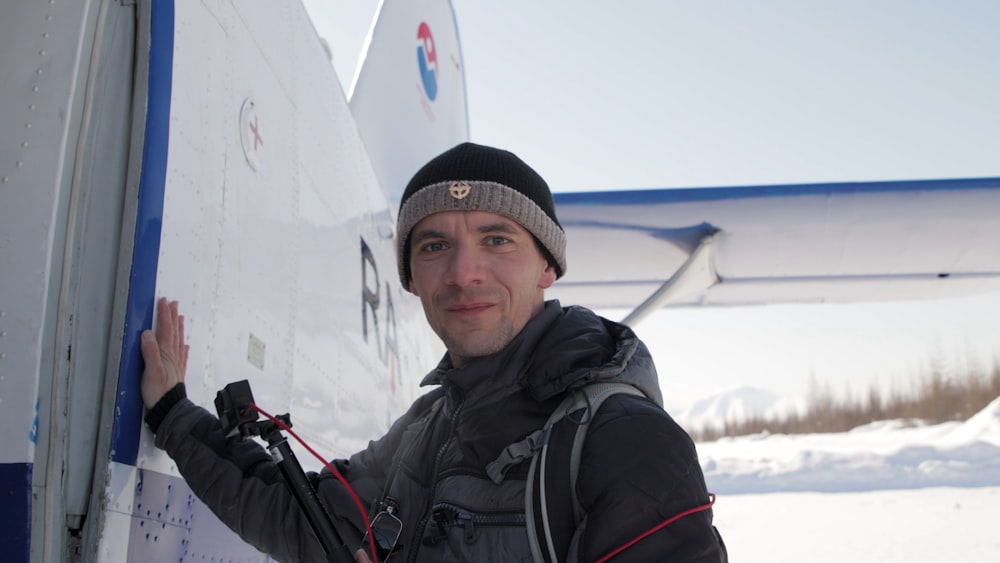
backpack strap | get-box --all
[485,382,646,563]
[563,383,644,523]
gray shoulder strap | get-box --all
[525,382,646,563]
[486,383,636,484]
[565,383,644,521]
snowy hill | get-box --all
[696,395,1000,494]
[675,386,805,432]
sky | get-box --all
[304,0,1000,412]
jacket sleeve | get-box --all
[572,395,728,562]
[154,397,335,561]
[151,386,443,562]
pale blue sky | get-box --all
[307,0,1000,410]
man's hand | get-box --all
[140,297,189,409]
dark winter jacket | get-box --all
[151,301,727,562]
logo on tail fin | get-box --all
[417,22,438,101]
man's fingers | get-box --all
[181,345,190,381]
[155,298,174,349]
[141,298,189,409]
[177,314,186,358]
[140,330,162,372]
[151,298,187,382]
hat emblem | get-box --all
[449,181,472,200]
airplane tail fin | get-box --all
[348,0,469,204]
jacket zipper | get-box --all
[408,386,465,563]
[422,501,527,546]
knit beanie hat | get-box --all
[396,142,567,289]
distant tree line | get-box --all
[690,359,1000,442]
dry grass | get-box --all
[690,359,1000,442]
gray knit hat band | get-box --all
[397,180,567,286]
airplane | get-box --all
[2,0,999,561]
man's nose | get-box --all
[445,244,484,286]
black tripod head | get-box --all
[215,379,291,438]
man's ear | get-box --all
[538,263,557,290]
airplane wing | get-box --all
[548,177,1000,324]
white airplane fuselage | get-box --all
[1,1,464,560]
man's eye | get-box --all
[487,236,509,246]
[421,242,446,252]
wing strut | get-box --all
[621,231,720,326]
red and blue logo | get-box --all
[417,22,438,101]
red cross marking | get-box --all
[249,116,263,150]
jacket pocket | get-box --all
[417,500,533,562]
[423,501,527,546]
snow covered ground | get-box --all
[713,487,1000,562]
[697,397,1000,561]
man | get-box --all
[142,142,727,561]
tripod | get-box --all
[215,380,356,563]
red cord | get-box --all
[594,493,717,563]
[250,403,378,563]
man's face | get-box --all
[408,210,557,367]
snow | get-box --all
[698,396,1000,561]
[713,487,1000,562]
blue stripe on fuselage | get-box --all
[111,0,173,465]
[0,463,32,561]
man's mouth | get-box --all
[445,302,494,315]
